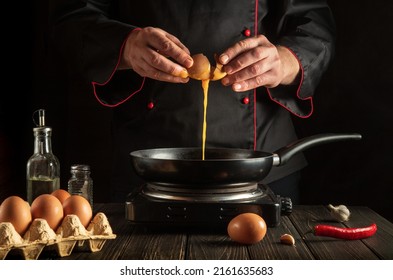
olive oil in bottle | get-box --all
[26,109,60,204]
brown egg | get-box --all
[62,195,93,228]
[187,53,211,80]
[187,53,227,81]
[0,196,32,235]
[227,213,267,245]
[31,194,64,230]
[51,189,71,204]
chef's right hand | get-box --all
[119,27,193,83]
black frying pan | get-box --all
[130,133,361,189]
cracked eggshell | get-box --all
[187,54,211,80]
[187,53,227,81]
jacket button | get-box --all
[242,97,250,104]
[147,102,154,109]
[243,28,251,37]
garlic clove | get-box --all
[328,204,351,222]
[280,234,295,246]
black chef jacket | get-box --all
[51,0,336,201]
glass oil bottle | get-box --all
[26,109,60,204]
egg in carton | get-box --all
[54,212,116,256]
[0,222,25,260]
[54,214,91,257]
[0,219,60,260]
[0,212,116,259]
[86,212,117,252]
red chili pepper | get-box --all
[312,223,377,240]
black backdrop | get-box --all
[1,1,392,222]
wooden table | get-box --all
[4,204,392,260]
[55,204,392,260]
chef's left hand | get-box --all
[219,35,300,92]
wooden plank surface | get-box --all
[187,231,249,260]
[4,204,391,260]
[59,204,393,260]
[289,205,380,260]
[248,216,314,260]
[120,226,187,260]
[343,206,393,260]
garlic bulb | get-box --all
[328,204,351,222]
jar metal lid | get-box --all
[70,164,90,171]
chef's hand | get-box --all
[219,35,300,92]
[119,27,193,83]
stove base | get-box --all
[125,184,291,228]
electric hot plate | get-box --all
[125,183,292,228]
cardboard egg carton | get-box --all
[0,212,116,260]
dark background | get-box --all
[1,1,392,222]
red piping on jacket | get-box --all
[252,0,312,150]
[266,46,312,119]
[253,0,259,150]
[92,28,146,107]
[92,8,312,130]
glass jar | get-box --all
[67,164,93,206]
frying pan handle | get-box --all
[273,133,362,166]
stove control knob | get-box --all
[280,197,292,216]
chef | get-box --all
[51,0,336,203]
